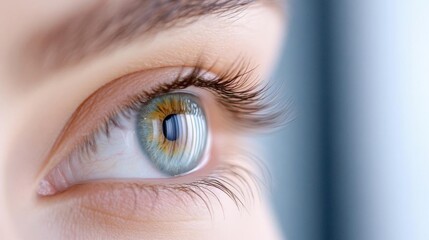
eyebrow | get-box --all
[24,0,282,73]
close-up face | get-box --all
[0,0,285,239]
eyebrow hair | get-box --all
[25,0,281,73]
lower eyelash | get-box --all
[123,150,269,217]
[56,150,270,219]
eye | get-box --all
[37,64,285,197]
[137,93,208,176]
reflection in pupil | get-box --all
[162,114,180,141]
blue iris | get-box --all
[136,93,207,176]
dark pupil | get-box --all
[162,114,179,141]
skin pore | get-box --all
[0,0,285,239]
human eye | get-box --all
[39,91,209,195]
[36,62,287,219]
[38,64,282,194]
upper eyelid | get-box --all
[35,68,176,178]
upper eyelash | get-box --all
[109,58,289,131]
[80,58,289,158]
[132,60,290,129]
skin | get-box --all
[0,0,285,239]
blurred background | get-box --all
[267,0,429,239]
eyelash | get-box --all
[50,59,288,211]
[76,59,288,154]
[111,59,285,130]
[115,154,272,217]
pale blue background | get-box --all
[268,1,429,240]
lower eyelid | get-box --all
[43,181,232,225]
[78,204,215,237]
[39,182,214,224]
[38,156,265,223]
[39,184,218,239]
[79,183,214,222]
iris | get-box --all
[136,93,208,176]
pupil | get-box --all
[162,114,179,141]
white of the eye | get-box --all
[48,113,168,191]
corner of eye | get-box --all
[36,178,57,197]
